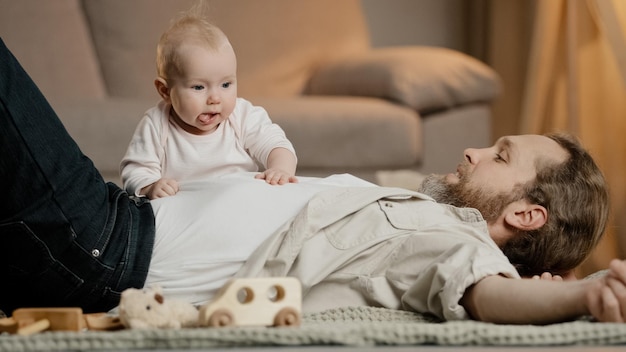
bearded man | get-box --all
[233,133,611,324]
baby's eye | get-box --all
[494,153,506,163]
[221,82,231,89]
[192,85,204,91]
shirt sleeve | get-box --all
[399,241,521,321]
[120,104,165,196]
[231,98,296,168]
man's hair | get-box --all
[502,132,610,276]
[156,2,230,80]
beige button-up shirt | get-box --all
[236,186,521,321]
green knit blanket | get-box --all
[1,306,625,351]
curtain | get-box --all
[474,0,626,276]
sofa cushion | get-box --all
[82,0,369,100]
[54,98,157,182]
[81,0,194,100]
[305,47,501,113]
[250,96,421,168]
[0,0,106,105]
[207,0,369,98]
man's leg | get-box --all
[0,43,108,242]
[0,38,154,313]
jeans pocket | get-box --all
[0,221,84,301]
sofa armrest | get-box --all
[305,46,501,113]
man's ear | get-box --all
[154,77,171,102]
[504,200,547,231]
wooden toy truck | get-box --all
[198,277,302,327]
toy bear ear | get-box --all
[155,293,164,304]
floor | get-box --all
[115,347,626,352]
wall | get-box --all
[361,0,468,52]
[360,0,531,143]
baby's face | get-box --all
[167,43,237,135]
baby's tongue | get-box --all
[199,114,211,123]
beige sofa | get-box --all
[0,0,500,184]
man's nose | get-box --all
[464,148,479,165]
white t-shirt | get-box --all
[145,172,375,305]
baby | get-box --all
[121,6,298,199]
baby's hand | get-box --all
[255,168,298,185]
[142,178,179,199]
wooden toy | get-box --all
[0,308,83,335]
[198,277,302,328]
[0,308,123,335]
[83,312,124,331]
[12,307,84,331]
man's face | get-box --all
[419,135,569,222]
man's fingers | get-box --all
[601,284,623,322]
[540,272,563,281]
[532,272,563,281]
[606,277,626,321]
[609,259,626,282]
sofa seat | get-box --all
[252,96,421,168]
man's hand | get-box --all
[532,271,577,281]
[255,168,298,185]
[141,178,179,199]
[586,259,626,322]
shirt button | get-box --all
[92,249,101,257]
[385,202,393,207]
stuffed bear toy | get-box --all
[118,286,199,329]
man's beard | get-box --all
[418,174,522,222]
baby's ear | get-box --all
[154,77,170,101]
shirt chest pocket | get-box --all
[379,198,423,230]
[324,199,421,250]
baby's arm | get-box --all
[255,147,298,185]
[140,178,180,199]
[121,112,166,195]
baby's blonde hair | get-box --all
[156,1,230,80]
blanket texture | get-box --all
[1,306,626,351]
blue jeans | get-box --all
[0,38,155,314]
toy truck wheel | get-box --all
[207,309,234,327]
[273,307,300,327]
